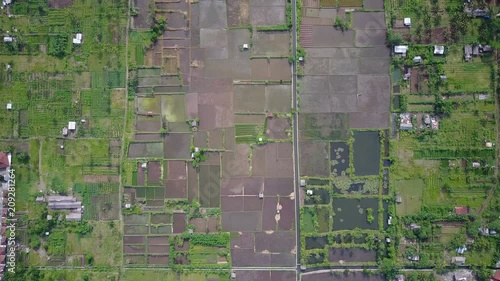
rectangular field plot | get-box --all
[353,131,380,176]
[330,142,349,176]
[396,179,424,215]
[199,165,220,208]
[73,183,119,220]
[299,113,350,141]
[332,198,380,230]
[328,248,377,263]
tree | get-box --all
[379,259,400,280]
[17,152,30,164]
[387,30,403,46]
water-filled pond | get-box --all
[353,131,380,176]
[332,198,380,230]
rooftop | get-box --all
[0,152,10,170]
[455,206,468,215]
[434,45,445,55]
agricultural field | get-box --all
[387,0,500,270]
[298,0,394,270]
[0,0,128,279]
[122,0,296,275]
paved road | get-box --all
[290,0,301,275]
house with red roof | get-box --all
[0,152,10,170]
[455,206,468,215]
[492,270,500,281]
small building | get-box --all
[464,45,472,61]
[410,223,421,230]
[413,56,422,63]
[404,18,411,27]
[388,216,392,225]
[3,37,13,43]
[48,202,82,210]
[73,33,83,44]
[480,45,492,53]
[394,45,408,56]
[434,45,445,55]
[300,179,307,187]
[0,152,11,170]
[492,271,500,281]
[452,256,466,265]
[395,274,405,281]
[407,255,420,262]
[400,113,413,130]
[403,68,411,81]
[472,45,480,56]
[306,190,313,195]
[431,118,439,130]
[68,121,76,131]
[472,162,481,168]
[479,227,489,235]
[479,94,489,100]
[424,114,431,126]
[486,142,493,148]
[65,212,82,221]
[455,206,468,215]
[440,75,447,81]
[495,261,500,268]
[396,195,402,203]
[6,103,11,110]
[62,127,68,136]
[471,8,487,18]
[35,196,45,203]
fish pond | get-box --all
[332,198,380,230]
[353,131,380,176]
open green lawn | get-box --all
[301,207,317,233]
[438,226,461,243]
[444,46,492,92]
[65,221,122,266]
[396,179,424,215]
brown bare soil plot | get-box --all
[147,255,169,265]
[173,213,187,233]
[147,161,162,185]
[165,179,187,199]
[123,236,145,244]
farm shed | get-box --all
[395,275,405,281]
[66,212,82,221]
[68,121,76,130]
[6,103,11,110]
[413,56,422,63]
[400,113,412,130]
[403,18,411,27]
[472,45,480,56]
[0,152,10,170]
[3,36,13,43]
[73,33,83,44]
[47,195,77,203]
[62,127,68,136]
[464,45,472,61]
[48,202,82,210]
[434,45,445,55]
[454,206,468,215]
[394,45,408,55]
[451,256,466,265]
[480,45,492,53]
[494,271,500,281]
